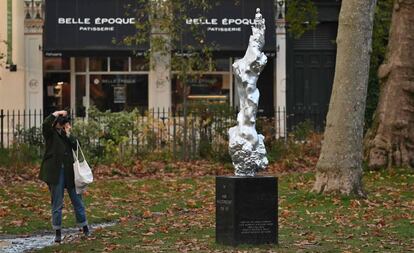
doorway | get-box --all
[286,22,337,131]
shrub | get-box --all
[291,119,314,141]
[0,143,40,170]
[72,107,139,166]
[0,126,43,168]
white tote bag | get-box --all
[73,140,93,194]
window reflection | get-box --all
[90,57,108,72]
[75,58,87,72]
[213,58,230,71]
[44,57,70,71]
[75,75,86,117]
[43,73,71,115]
[131,57,149,71]
[110,57,129,71]
[90,75,148,112]
[172,74,230,110]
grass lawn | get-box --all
[0,168,413,252]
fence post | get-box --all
[12,110,15,144]
[7,110,9,147]
[183,108,188,161]
[173,109,176,160]
[284,107,287,143]
[40,109,43,127]
[0,109,3,148]
[34,109,37,128]
[191,113,196,159]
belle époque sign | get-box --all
[182,0,275,52]
[44,0,275,56]
[44,0,143,55]
[57,17,136,31]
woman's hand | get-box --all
[52,110,68,117]
[64,123,72,136]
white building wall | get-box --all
[24,34,43,112]
[0,0,26,111]
[275,1,287,138]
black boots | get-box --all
[54,226,89,243]
[54,229,62,243]
[82,225,90,237]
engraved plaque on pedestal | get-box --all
[216,176,278,245]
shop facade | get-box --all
[40,0,277,117]
[0,0,340,132]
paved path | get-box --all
[0,222,116,253]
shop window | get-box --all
[110,57,129,71]
[172,56,209,72]
[172,74,230,109]
[90,75,148,112]
[213,58,230,71]
[44,57,70,71]
[75,58,87,72]
[43,73,71,116]
[131,57,149,71]
[75,75,86,117]
[90,57,108,72]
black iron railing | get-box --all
[0,107,294,161]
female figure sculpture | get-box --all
[229,9,268,176]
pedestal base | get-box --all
[215,176,278,246]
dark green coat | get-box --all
[39,114,78,188]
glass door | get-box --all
[43,73,71,116]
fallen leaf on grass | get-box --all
[186,199,197,208]
[9,220,25,227]
[350,199,361,208]
[0,209,9,217]
[103,243,121,252]
[281,209,292,218]
[142,210,152,218]
[294,240,319,248]
[119,216,129,223]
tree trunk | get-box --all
[365,0,414,169]
[312,0,377,196]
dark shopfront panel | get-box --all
[44,0,144,54]
[44,0,276,55]
[181,0,276,52]
[287,22,337,132]
[90,75,148,112]
[286,0,340,131]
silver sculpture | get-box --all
[229,8,268,176]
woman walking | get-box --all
[39,110,89,243]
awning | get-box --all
[43,0,276,56]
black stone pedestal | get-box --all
[215,176,278,246]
